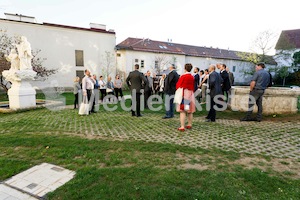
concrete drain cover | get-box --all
[1,163,75,199]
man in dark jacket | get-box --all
[226,67,234,86]
[163,64,179,119]
[206,65,223,122]
[193,67,200,92]
[126,64,147,117]
[240,63,270,122]
[220,64,231,102]
[144,70,154,109]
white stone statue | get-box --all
[2,36,37,110]
[16,36,33,70]
[5,49,20,70]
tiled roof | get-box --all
[117,38,247,61]
[275,29,300,50]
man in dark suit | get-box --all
[220,64,231,102]
[206,65,223,122]
[144,70,154,109]
[226,67,234,86]
[193,67,200,92]
[126,64,147,117]
[163,64,179,119]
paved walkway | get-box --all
[85,113,300,159]
[1,109,299,159]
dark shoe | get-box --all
[205,119,216,122]
[132,114,136,117]
[91,111,96,113]
[240,117,252,121]
[162,116,172,119]
[136,114,143,117]
[251,118,261,122]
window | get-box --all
[159,45,168,49]
[155,61,158,69]
[141,60,144,68]
[76,70,84,79]
[135,59,139,63]
[117,53,121,57]
[75,50,84,66]
[232,66,236,72]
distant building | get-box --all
[274,29,300,69]
[0,13,116,89]
[116,38,275,84]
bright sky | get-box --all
[0,0,299,54]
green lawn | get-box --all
[0,91,299,199]
[1,132,299,200]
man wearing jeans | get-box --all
[163,64,179,119]
[240,63,270,122]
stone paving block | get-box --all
[0,184,37,200]
[1,109,299,159]
[3,163,75,198]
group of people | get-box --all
[126,62,270,131]
[75,61,270,130]
[73,70,124,113]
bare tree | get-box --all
[237,30,277,76]
[101,51,115,78]
[169,55,177,66]
[154,54,169,74]
[251,30,277,59]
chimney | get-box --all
[5,13,36,23]
[89,23,106,31]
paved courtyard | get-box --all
[1,108,299,160]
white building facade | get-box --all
[0,13,116,89]
[116,38,274,85]
[273,29,300,72]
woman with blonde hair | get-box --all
[106,76,115,103]
[176,63,196,131]
[73,76,81,109]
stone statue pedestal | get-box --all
[3,69,37,110]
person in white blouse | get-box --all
[99,75,107,103]
[158,74,166,100]
[82,69,95,113]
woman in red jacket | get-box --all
[176,63,196,131]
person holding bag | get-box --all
[176,63,195,132]
[80,69,95,114]
[78,95,89,115]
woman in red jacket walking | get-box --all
[176,63,196,131]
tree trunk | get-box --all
[283,77,286,87]
[0,76,9,92]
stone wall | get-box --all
[230,86,300,114]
